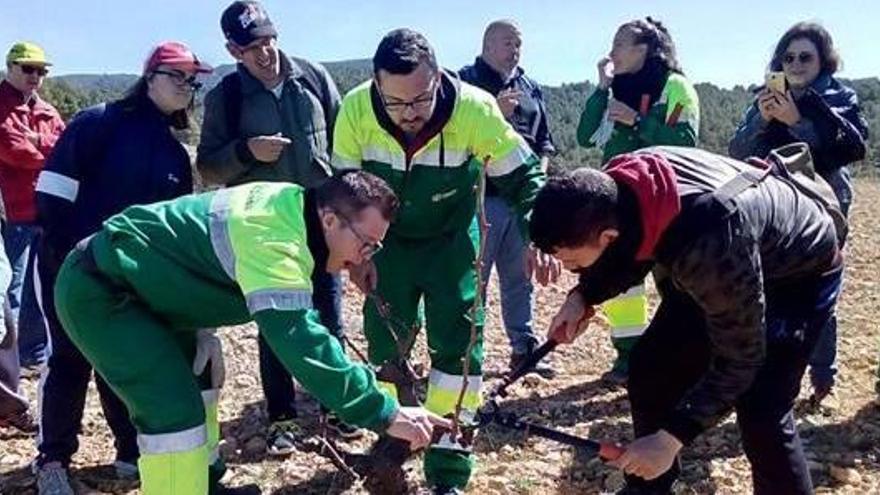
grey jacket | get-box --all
[197,52,341,188]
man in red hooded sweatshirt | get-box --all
[530,146,843,495]
[0,42,63,369]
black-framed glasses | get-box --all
[783,52,816,65]
[335,211,383,257]
[16,64,48,76]
[381,81,437,114]
[151,70,203,90]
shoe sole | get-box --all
[266,446,297,456]
[329,427,364,440]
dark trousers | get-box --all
[626,268,843,495]
[259,269,344,421]
[35,240,138,466]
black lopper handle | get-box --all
[494,337,559,398]
[492,411,624,460]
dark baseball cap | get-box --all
[221,1,277,47]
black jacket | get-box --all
[575,146,840,443]
[729,74,868,176]
[459,57,556,158]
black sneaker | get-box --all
[325,414,364,439]
[266,420,300,456]
[213,483,262,494]
[0,409,37,434]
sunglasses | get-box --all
[151,70,203,90]
[17,64,48,76]
[783,52,816,65]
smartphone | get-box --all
[765,71,787,93]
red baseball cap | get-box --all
[144,41,213,75]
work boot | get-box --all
[266,420,301,456]
[35,462,75,495]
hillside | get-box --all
[16,60,880,169]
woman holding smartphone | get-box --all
[729,21,868,404]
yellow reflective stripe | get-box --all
[137,424,207,455]
[138,443,209,495]
[425,370,483,415]
[660,73,700,131]
[486,141,533,177]
[202,390,220,464]
[223,184,314,297]
[359,145,474,172]
[428,369,482,393]
[610,324,648,339]
[602,283,649,329]
[425,387,482,416]
[331,153,362,170]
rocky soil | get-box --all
[2,178,878,494]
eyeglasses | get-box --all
[16,64,48,76]
[783,52,816,65]
[381,81,437,114]
[151,70,203,90]
[335,211,383,257]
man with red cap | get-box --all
[530,145,844,495]
[32,41,212,495]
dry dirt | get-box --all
[2,178,878,494]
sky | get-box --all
[1,0,878,88]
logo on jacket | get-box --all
[431,189,457,202]
[167,174,180,184]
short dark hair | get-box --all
[769,22,841,75]
[530,168,620,253]
[316,170,399,221]
[373,28,438,76]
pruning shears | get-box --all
[474,337,623,461]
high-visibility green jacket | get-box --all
[577,73,700,162]
[90,182,397,432]
[331,72,545,239]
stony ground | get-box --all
[2,177,878,494]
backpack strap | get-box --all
[713,162,773,213]
[220,72,243,139]
[290,56,334,133]
[220,59,333,139]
